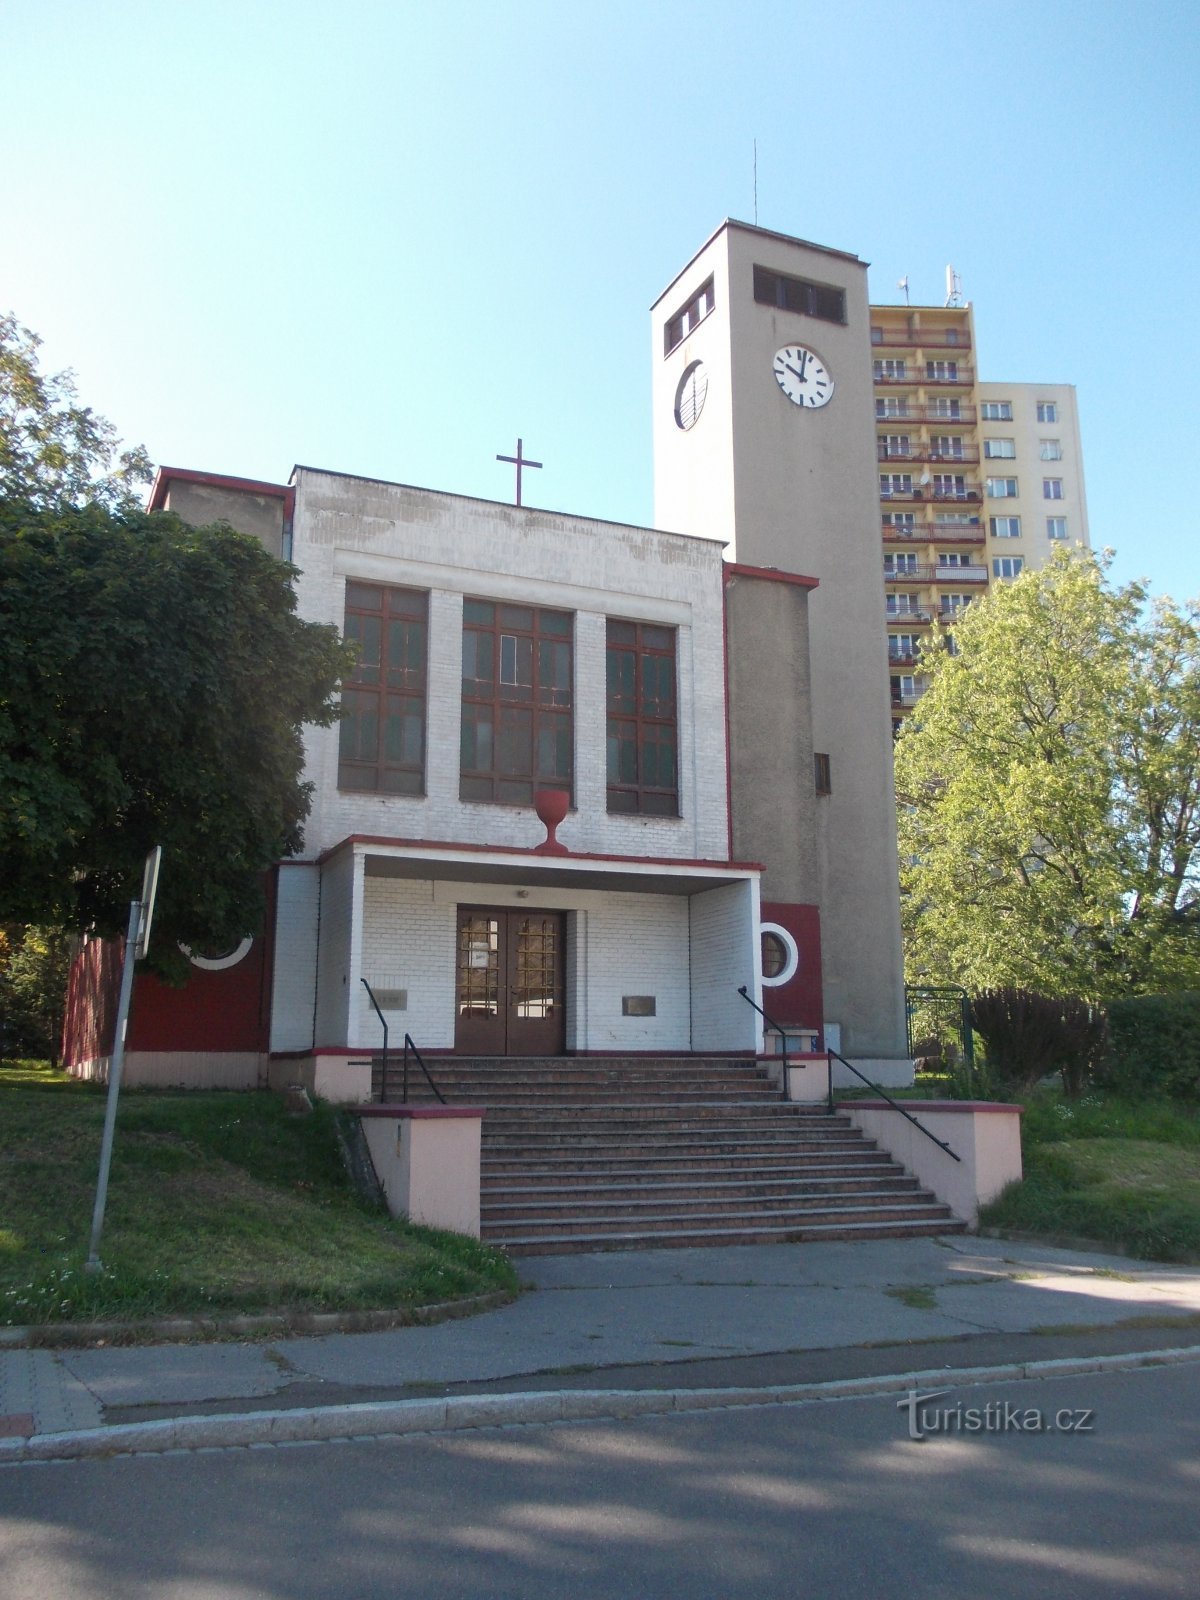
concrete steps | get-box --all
[372,1054,964,1255]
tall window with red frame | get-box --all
[606,620,678,815]
[460,600,573,805]
[338,581,427,794]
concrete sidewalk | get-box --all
[3,1234,1200,1461]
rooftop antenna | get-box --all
[944,265,964,308]
[753,139,758,225]
[897,275,910,306]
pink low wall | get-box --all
[267,1053,373,1104]
[780,1052,833,1103]
[357,1106,484,1238]
[844,1100,1023,1226]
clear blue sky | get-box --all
[6,0,1198,602]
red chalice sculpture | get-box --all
[533,788,570,854]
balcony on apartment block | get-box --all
[870,329,973,351]
[877,443,981,465]
[886,562,987,587]
[873,367,975,388]
[887,648,919,667]
[886,608,932,626]
[928,482,982,503]
[882,521,932,542]
[921,365,975,387]
[927,524,984,544]
[875,403,978,425]
[882,521,985,545]
[890,687,925,708]
[879,484,982,505]
[933,563,987,584]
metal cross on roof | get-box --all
[496,436,542,507]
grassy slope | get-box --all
[1,1062,517,1325]
[980,1092,1200,1263]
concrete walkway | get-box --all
[3,1234,1200,1461]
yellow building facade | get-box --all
[869,301,1090,731]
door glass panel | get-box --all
[457,916,499,1016]
[514,916,558,1020]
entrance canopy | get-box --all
[315,835,766,1057]
[343,835,763,897]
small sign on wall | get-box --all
[622,995,657,1017]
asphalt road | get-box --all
[2,1362,1196,1599]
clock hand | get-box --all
[784,362,806,384]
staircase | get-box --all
[373,1054,965,1256]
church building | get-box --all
[63,222,910,1098]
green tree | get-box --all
[895,551,1200,1001]
[0,498,354,980]
[0,925,74,1061]
[0,314,153,512]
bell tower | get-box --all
[652,221,907,1068]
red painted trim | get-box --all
[149,466,294,518]
[850,1099,1024,1115]
[316,834,764,874]
[569,1048,752,1058]
[724,561,820,592]
[357,1105,486,1119]
[721,569,735,860]
[270,1047,353,1060]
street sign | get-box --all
[134,845,162,960]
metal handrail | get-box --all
[359,978,444,1104]
[826,1046,961,1163]
[360,978,392,1102]
[403,1033,446,1105]
[735,986,960,1163]
[736,985,833,1110]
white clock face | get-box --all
[773,345,834,409]
[674,361,708,430]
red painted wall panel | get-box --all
[62,874,279,1062]
[128,872,277,1052]
[760,901,823,1031]
[61,938,122,1066]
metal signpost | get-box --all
[84,847,161,1274]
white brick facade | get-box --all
[313,846,359,1049]
[288,471,731,864]
[339,862,759,1055]
[247,468,763,1062]
[117,466,775,1070]
[689,880,762,1051]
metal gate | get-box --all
[905,984,976,1083]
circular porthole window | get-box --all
[674,361,709,430]
[180,937,254,972]
[759,923,799,987]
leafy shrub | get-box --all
[969,988,1108,1097]
[1095,993,1200,1104]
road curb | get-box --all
[0,1290,518,1350]
[4,1343,1200,1465]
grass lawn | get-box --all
[980,1091,1200,1263]
[0,1061,518,1327]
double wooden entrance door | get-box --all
[454,907,566,1056]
